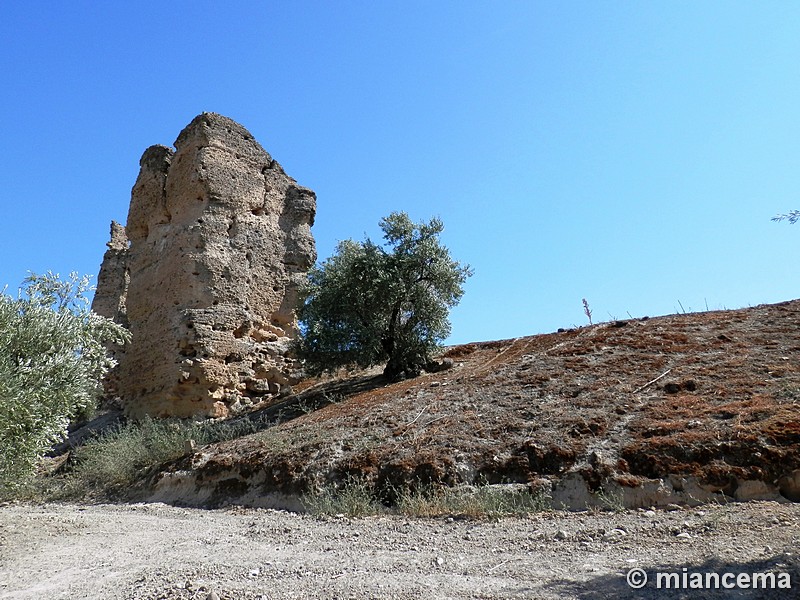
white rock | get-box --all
[602,528,627,541]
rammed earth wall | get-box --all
[93,113,316,418]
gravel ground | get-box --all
[1,501,798,599]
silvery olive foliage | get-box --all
[773,211,800,224]
[296,212,473,380]
[0,272,129,494]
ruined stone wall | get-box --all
[93,113,316,418]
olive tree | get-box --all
[0,272,129,494]
[296,212,473,380]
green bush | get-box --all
[59,415,263,498]
[0,272,129,496]
[296,212,473,380]
[301,476,385,517]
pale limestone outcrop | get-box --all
[93,113,316,418]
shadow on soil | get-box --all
[543,551,799,599]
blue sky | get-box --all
[1,2,799,344]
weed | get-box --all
[41,416,264,500]
[395,483,550,519]
[593,484,625,512]
[301,478,551,519]
[582,299,593,325]
[301,476,385,517]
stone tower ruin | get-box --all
[93,113,316,418]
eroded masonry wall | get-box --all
[93,113,316,418]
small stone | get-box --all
[676,532,692,540]
[644,510,656,518]
[435,556,445,566]
[602,528,627,541]
[206,592,221,600]
[554,530,569,541]
[665,503,683,512]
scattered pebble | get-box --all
[602,529,627,541]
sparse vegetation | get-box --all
[0,272,129,497]
[301,476,385,517]
[582,298,593,325]
[296,212,473,381]
[40,416,264,500]
[394,484,551,519]
[593,484,625,513]
[301,479,550,519]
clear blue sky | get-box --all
[1,2,799,344]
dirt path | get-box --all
[1,501,798,599]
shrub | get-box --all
[0,272,129,496]
[57,415,264,499]
[296,212,473,380]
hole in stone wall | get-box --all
[252,207,265,216]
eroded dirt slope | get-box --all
[149,301,800,509]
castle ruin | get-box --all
[93,113,316,418]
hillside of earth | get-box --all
[120,299,800,511]
[4,299,800,599]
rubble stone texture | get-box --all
[93,113,316,418]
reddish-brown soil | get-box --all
[150,300,800,508]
